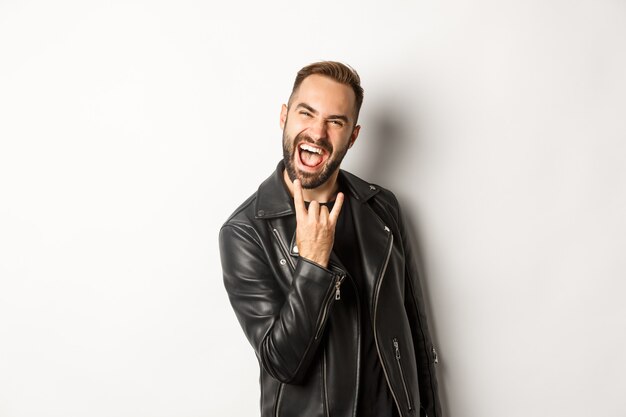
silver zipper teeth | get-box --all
[349,275,361,417]
[393,338,414,411]
[274,383,284,417]
[321,273,359,417]
[272,227,295,270]
[322,349,330,417]
[372,231,406,416]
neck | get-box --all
[283,169,340,203]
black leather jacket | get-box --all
[220,162,441,417]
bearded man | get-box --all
[219,61,442,417]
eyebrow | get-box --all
[295,102,350,124]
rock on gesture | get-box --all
[293,179,344,268]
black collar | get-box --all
[254,161,381,219]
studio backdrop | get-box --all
[1,1,625,416]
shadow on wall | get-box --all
[360,103,411,189]
[362,99,451,415]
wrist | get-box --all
[299,251,330,268]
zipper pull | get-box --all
[334,274,345,300]
[432,346,439,364]
[393,338,401,359]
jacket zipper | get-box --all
[393,338,414,411]
[371,227,408,416]
[322,349,330,417]
[274,382,284,417]
[314,274,345,340]
[349,275,361,417]
[321,273,360,417]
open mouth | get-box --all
[297,143,328,169]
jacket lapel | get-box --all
[348,195,392,311]
[338,170,393,311]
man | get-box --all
[219,61,441,417]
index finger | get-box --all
[293,179,307,218]
[329,192,344,223]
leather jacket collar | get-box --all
[254,161,381,219]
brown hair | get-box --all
[289,61,364,122]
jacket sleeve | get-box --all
[396,202,443,417]
[219,222,341,384]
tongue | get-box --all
[301,150,322,167]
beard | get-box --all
[282,130,350,190]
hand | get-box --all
[293,179,344,268]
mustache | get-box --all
[296,134,333,154]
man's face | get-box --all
[281,74,360,189]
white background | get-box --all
[1,1,625,416]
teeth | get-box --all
[300,144,322,155]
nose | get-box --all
[307,118,328,141]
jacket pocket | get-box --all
[393,337,414,411]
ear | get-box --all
[348,125,361,148]
[279,104,288,130]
